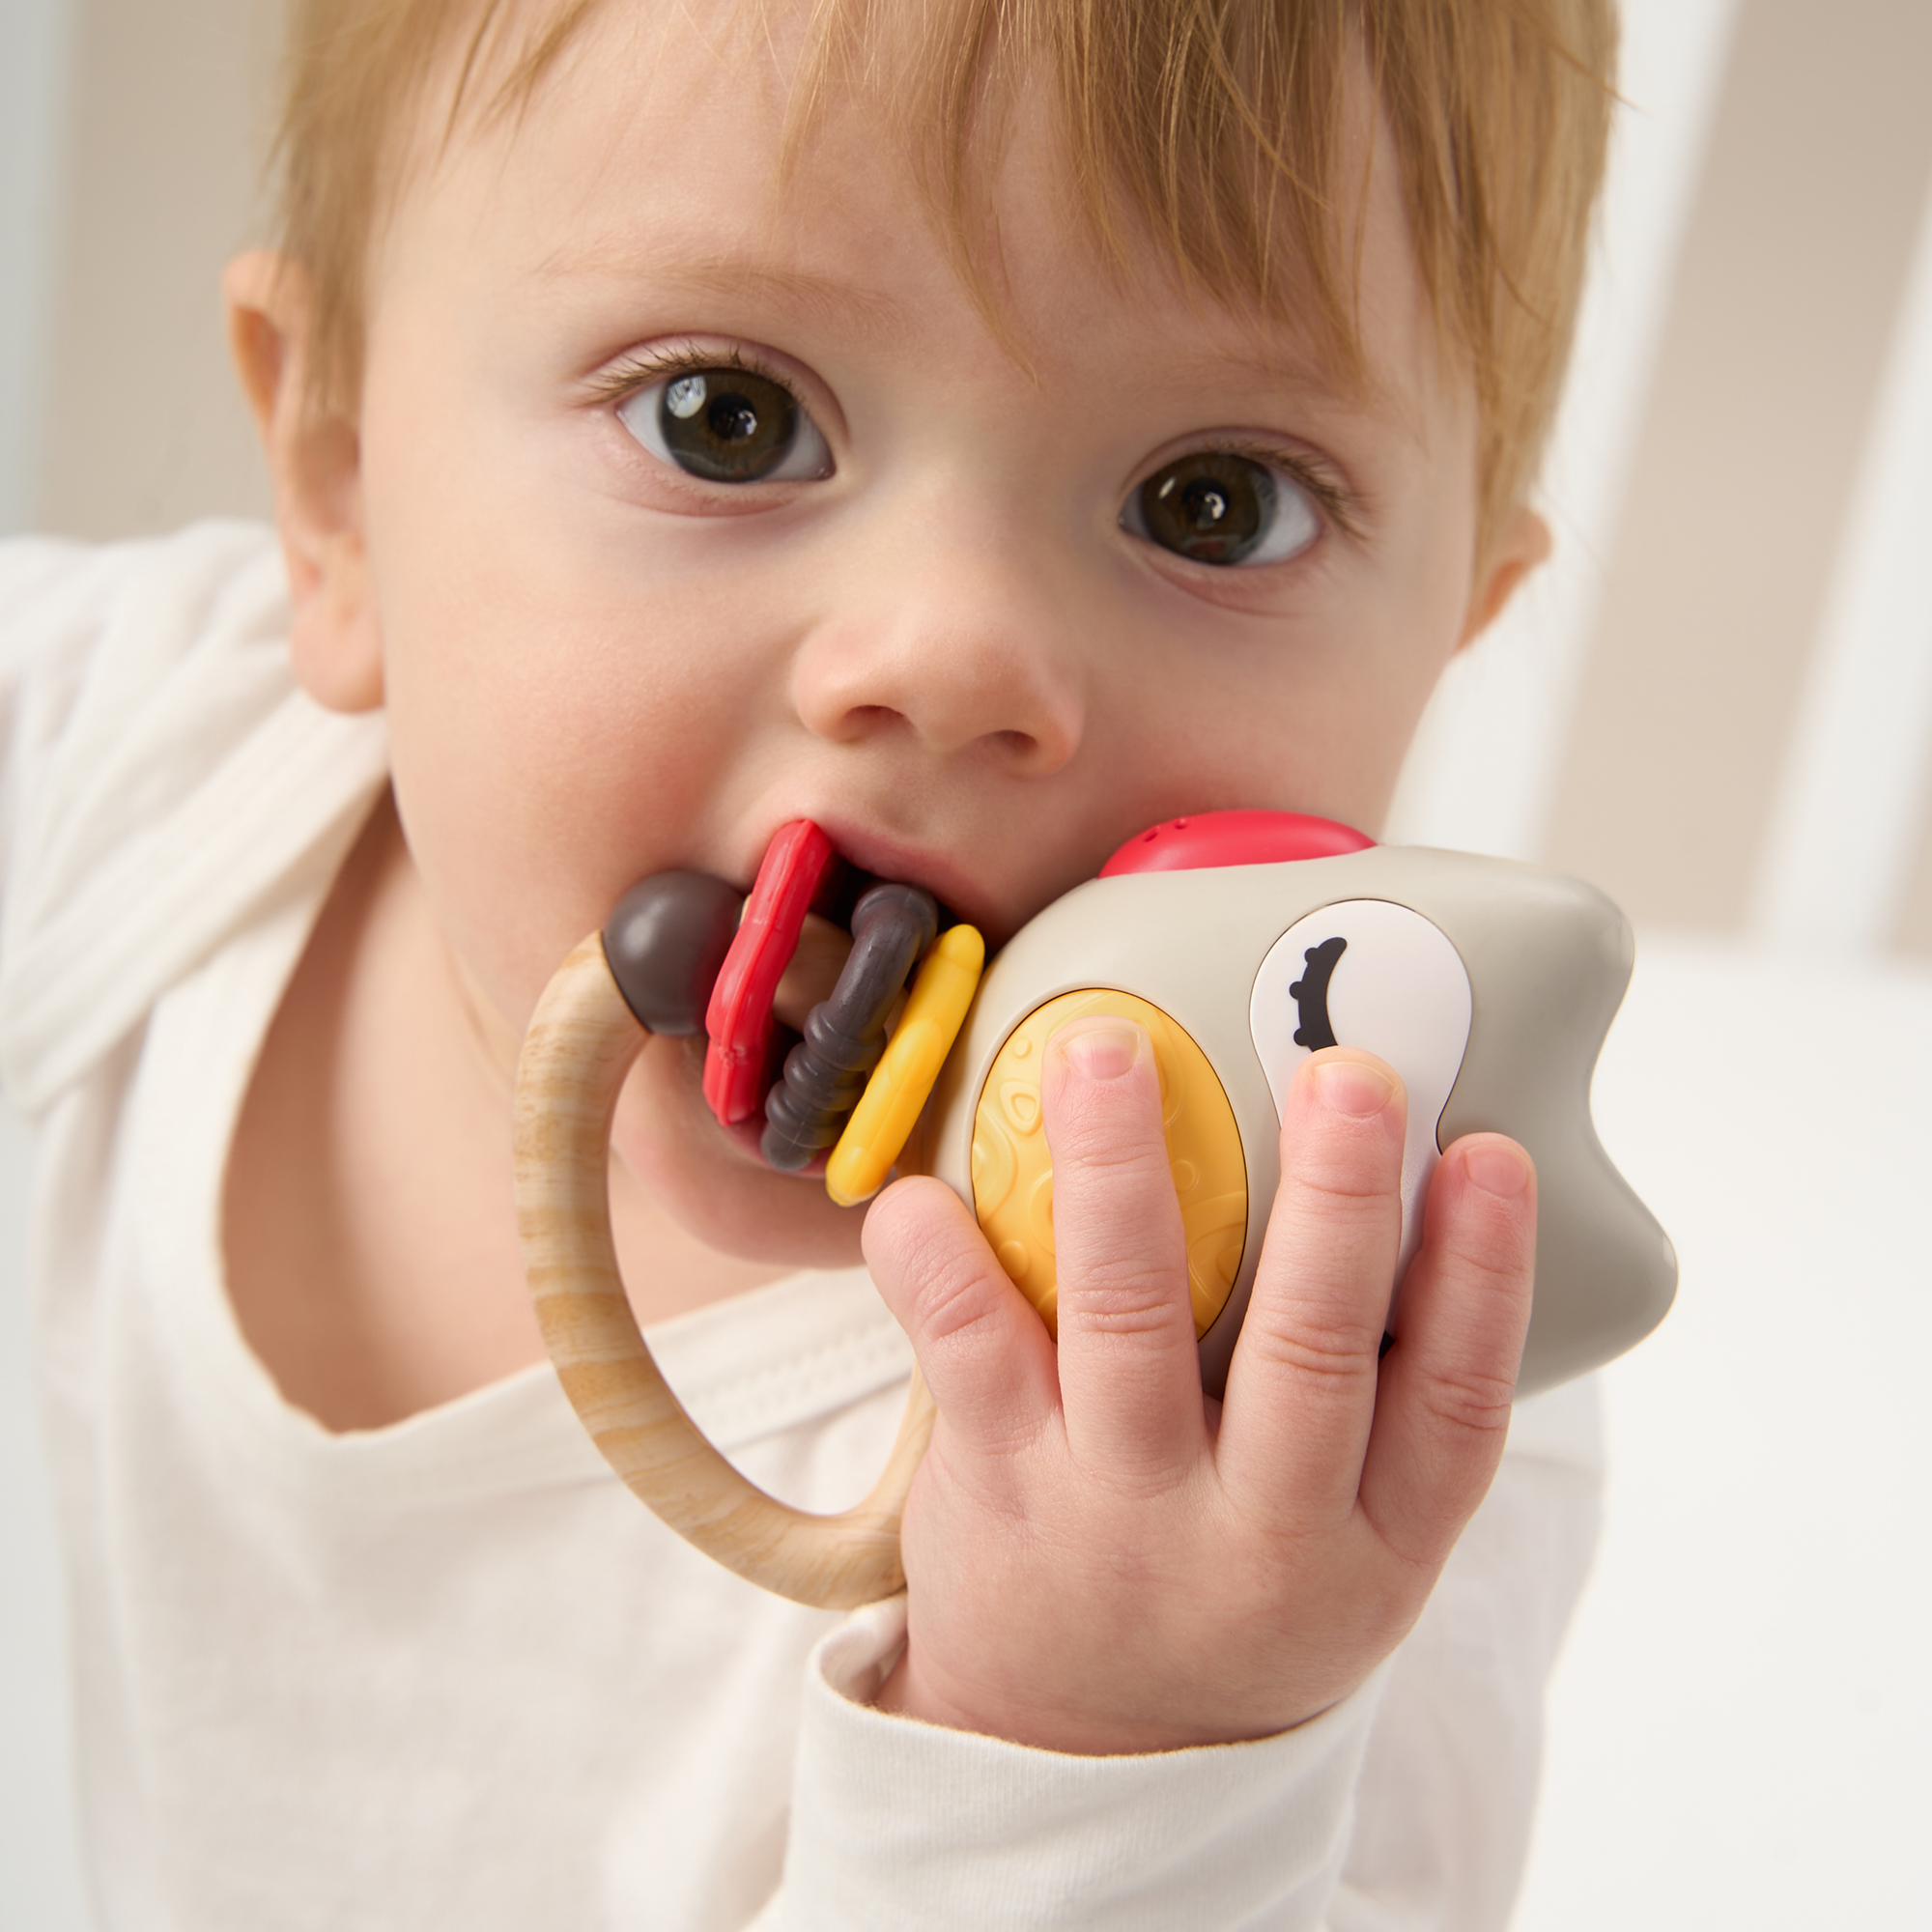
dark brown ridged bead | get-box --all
[760,882,938,1171]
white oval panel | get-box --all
[1249,900,1473,1309]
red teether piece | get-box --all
[703,821,838,1125]
[1098,810,1374,877]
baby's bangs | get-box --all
[786,0,1368,383]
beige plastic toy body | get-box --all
[923,845,1677,1401]
[514,825,1676,1605]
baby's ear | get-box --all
[223,249,384,714]
[1457,503,1552,650]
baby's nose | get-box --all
[788,523,1086,773]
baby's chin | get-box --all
[612,1032,870,1271]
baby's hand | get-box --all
[863,1018,1535,1754]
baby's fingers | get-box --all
[1217,1052,1406,1522]
[1358,1135,1535,1568]
[863,1176,1060,1459]
[1043,1019,1206,1485]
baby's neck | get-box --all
[222,791,793,1434]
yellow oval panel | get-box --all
[970,989,1246,1340]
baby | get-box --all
[0,0,1613,1923]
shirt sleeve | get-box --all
[1332,1375,1604,1930]
[0,532,122,920]
[768,1377,1602,1931]
[0,523,387,1118]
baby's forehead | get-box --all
[392,0,1404,401]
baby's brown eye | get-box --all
[1122,450,1318,567]
[619,364,832,484]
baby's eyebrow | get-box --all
[540,242,911,348]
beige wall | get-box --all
[35,0,278,538]
[1544,0,1932,955]
[1899,816,1932,956]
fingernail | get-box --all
[1312,1058,1395,1118]
[1054,1021,1141,1081]
[1464,1142,1531,1199]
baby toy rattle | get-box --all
[513,810,1676,1608]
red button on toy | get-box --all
[1098,810,1374,877]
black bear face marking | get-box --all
[1288,936,1347,1051]
[1250,899,1475,1318]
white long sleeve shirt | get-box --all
[0,523,1603,1930]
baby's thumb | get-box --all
[863,1177,1060,1458]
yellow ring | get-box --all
[826,924,985,1207]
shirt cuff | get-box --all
[779,1595,1389,1930]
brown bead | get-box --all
[602,870,743,1036]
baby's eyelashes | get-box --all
[1119,450,1322,568]
[618,363,834,484]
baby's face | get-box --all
[336,2,1526,1260]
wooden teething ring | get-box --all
[513,933,936,1608]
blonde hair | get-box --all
[274,0,1615,552]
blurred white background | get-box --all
[1516,942,1932,1924]
[3,0,1930,1924]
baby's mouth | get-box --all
[603,821,980,1200]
